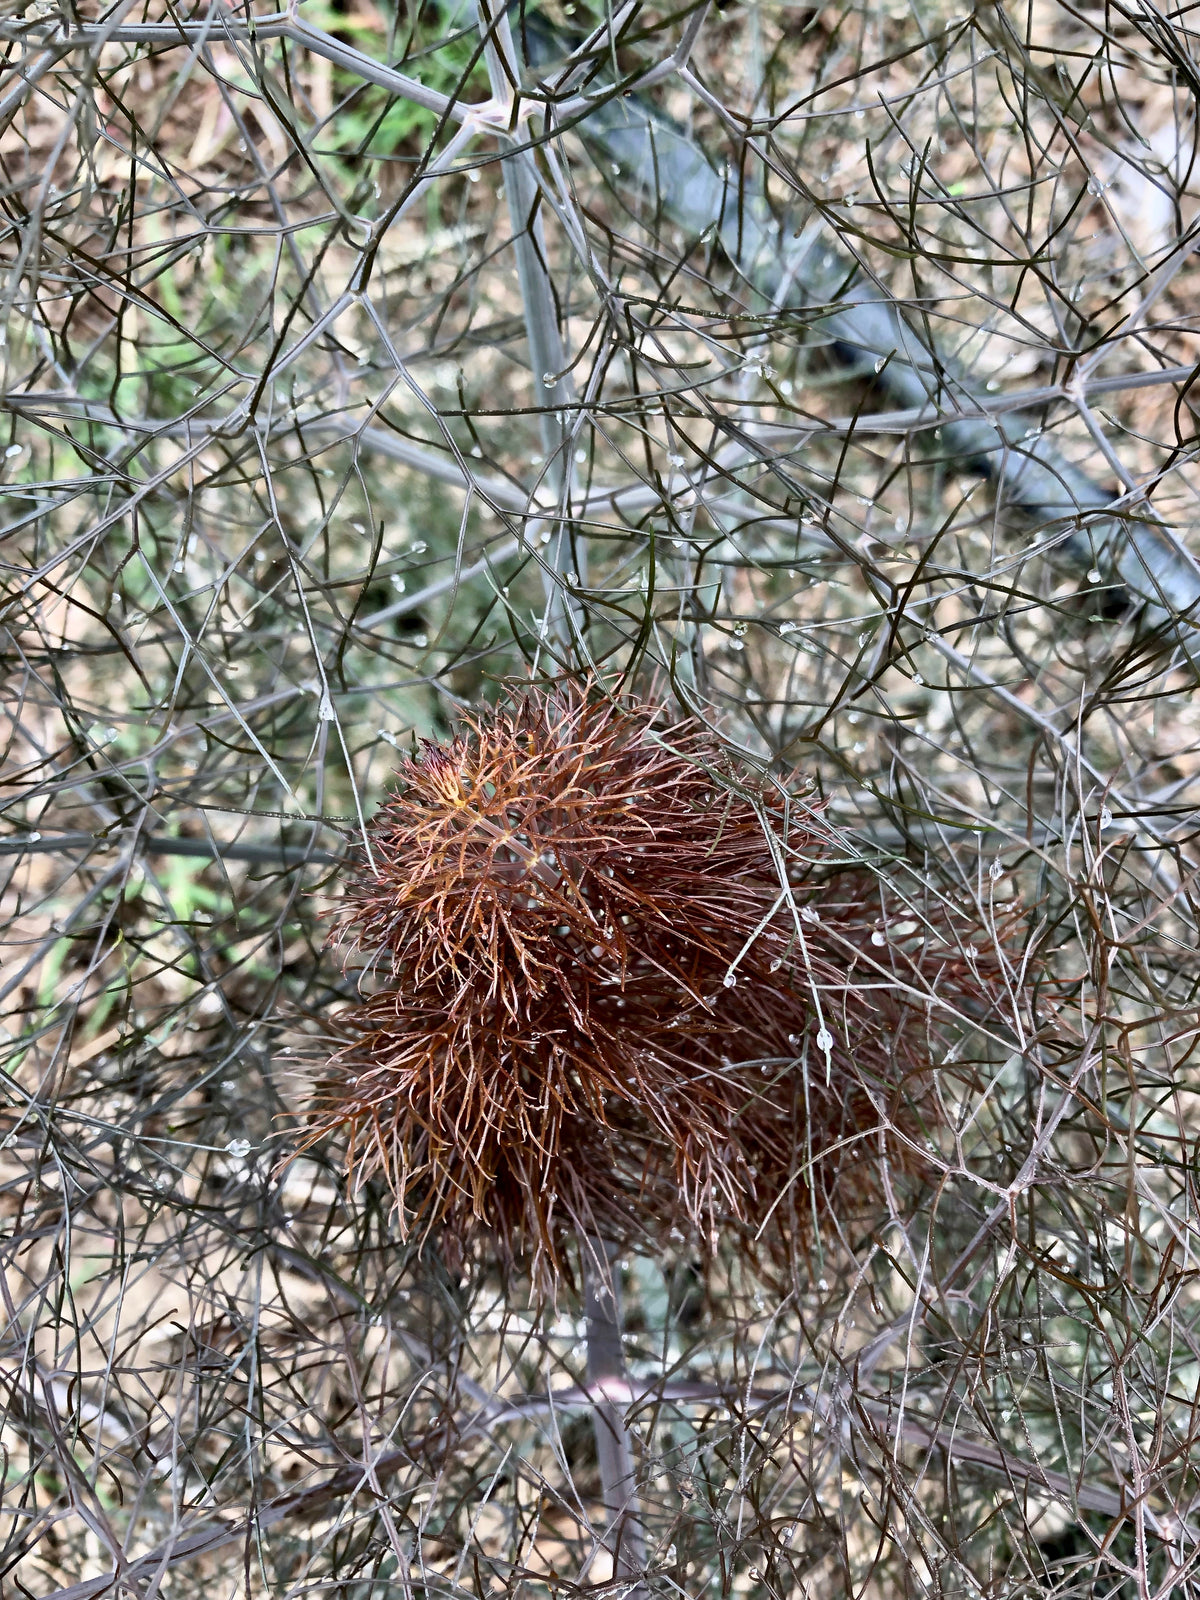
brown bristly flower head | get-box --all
[306,680,1015,1292]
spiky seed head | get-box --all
[306,681,1009,1291]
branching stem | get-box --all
[581,1237,648,1595]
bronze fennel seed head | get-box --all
[305,680,1013,1291]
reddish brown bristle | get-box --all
[304,681,1013,1291]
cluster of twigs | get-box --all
[3,0,1200,1595]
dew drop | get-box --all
[723,971,737,988]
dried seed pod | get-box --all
[305,681,1012,1290]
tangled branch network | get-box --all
[5,0,1200,1596]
